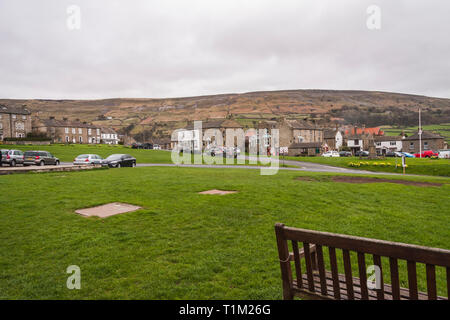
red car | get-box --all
[414,150,438,158]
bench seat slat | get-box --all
[293,270,446,300]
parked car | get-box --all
[437,149,450,159]
[0,149,9,166]
[394,152,404,157]
[322,151,340,157]
[153,144,161,150]
[1,149,25,166]
[23,151,60,166]
[73,154,103,165]
[385,151,396,157]
[401,152,415,158]
[339,151,352,157]
[355,150,369,157]
[102,154,136,168]
[414,150,438,158]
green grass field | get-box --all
[285,156,450,177]
[0,167,449,299]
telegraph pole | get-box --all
[418,107,422,158]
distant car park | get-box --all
[23,151,60,166]
[1,149,24,167]
[102,154,136,168]
[73,154,103,165]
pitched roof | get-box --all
[345,127,383,135]
[373,135,403,142]
[288,119,318,130]
[0,104,31,115]
[101,127,117,134]
[39,118,98,129]
[185,119,242,130]
[403,131,444,140]
[289,142,323,148]
[324,130,339,139]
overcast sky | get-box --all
[0,0,449,99]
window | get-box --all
[88,128,92,135]
[297,135,304,143]
[12,114,16,119]
[79,136,83,143]
[66,136,69,142]
[390,141,396,146]
[78,128,82,134]
[424,142,429,150]
[22,115,27,120]
[65,127,69,134]
[96,128,100,135]
[354,139,359,145]
[409,142,414,149]
[376,142,381,146]
[72,128,76,134]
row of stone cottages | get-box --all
[0,104,119,145]
[171,118,447,156]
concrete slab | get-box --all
[198,189,238,195]
[75,202,142,218]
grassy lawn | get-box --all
[286,156,450,177]
[0,167,449,299]
[1,144,290,167]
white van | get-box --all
[437,149,450,159]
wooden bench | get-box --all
[275,223,450,300]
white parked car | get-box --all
[153,144,161,150]
[438,149,450,159]
[73,154,103,165]
[322,151,340,157]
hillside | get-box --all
[1,90,450,141]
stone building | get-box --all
[33,117,102,144]
[0,104,32,141]
[403,131,445,153]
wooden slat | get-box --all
[274,223,293,300]
[407,260,418,299]
[342,249,354,299]
[303,242,315,292]
[282,226,450,266]
[328,247,341,299]
[426,264,437,300]
[294,270,446,300]
[389,257,400,300]
[291,240,303,288]
[447,267,450,299]
[357,252,368,300]
[372,254,385,300]
[316,245,327,295]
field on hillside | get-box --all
[0,167,449,299]
[286,156,450,177]
[382,123,450,144]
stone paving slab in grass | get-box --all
[75,202,142,218]
[198,189,238,195]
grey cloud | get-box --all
[0,0,449,99]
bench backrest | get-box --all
[275,223,450,300]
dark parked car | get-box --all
[355,150,369,157]
[339,151,352,157]
[385,151,396,157]
[102,154,136,168]
[1,149,25,166]
[23,151,60,166]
